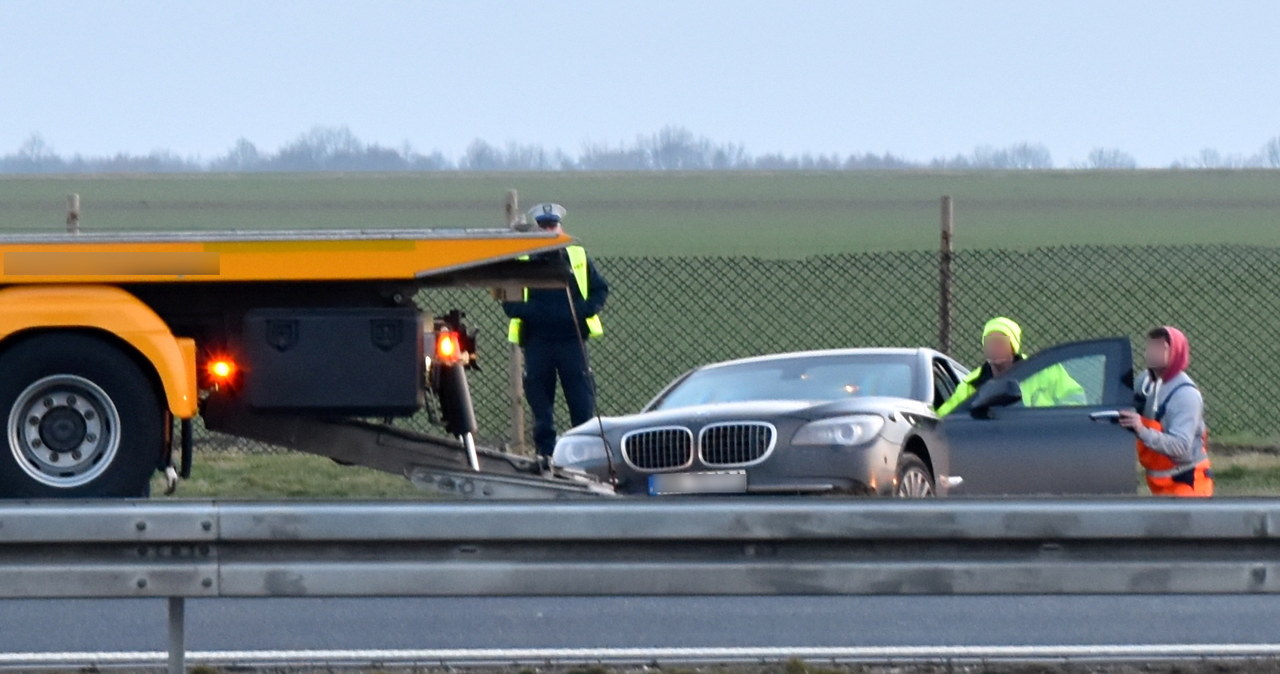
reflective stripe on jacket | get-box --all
[1136,382,1213,497]
[507,245,604,344]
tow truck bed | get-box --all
[0,228,570,284]
[0,227,615,498]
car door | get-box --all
[938,337,1136,496]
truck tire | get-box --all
[894,452,936,498]
[0,334,163,498]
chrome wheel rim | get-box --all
[8,375,121,489]
[895,467,935,498]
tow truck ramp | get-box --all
[201,394,615,499]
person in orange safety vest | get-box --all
[1118,326,1213,497]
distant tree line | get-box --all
[4,125,1280,173]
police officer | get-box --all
[503,203,609,463]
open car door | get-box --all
[939,337,1136,496]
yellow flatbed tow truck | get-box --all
[0,227,612,498]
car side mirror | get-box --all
[969,378,1022,417]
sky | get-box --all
[1,0,1278,167]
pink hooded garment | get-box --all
[1157,326,1190,382]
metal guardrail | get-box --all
[4,498,1280,671]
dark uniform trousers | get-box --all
[524,337,595,457]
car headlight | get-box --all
[552,434,609,467]
[791,415,885,447]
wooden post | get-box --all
[505,188,528,231]
[508,343,526,453]
[938,196,954,354]
[504,189,527,452]
[66,194,80,234]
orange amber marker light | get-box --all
[207,359,237,380]
[435,331,460,365]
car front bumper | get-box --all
[561,434,904,497]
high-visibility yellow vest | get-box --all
[507,245,604,344]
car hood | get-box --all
[563,397,934,436]
[790,396,936,421]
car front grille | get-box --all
[699,422,776,467]
[622,427,694,471]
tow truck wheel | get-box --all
[0,334,163,498]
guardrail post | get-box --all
[168,596,185,674]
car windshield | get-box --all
[651,353,921,410]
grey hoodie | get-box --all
[1135,371,1207,466]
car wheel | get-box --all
[894,453,935,498]
[0,334,163,498]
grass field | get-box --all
[2,171,1280,256]
[150,452,432,499]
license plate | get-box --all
[648,471,748,496]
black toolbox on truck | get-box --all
[243,308,424,416]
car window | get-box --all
[651,354,921,410]
[1010,353,1103,408]
[931,359,957,408]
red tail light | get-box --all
[435,330,461,365]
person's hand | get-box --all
[1117,410,1144,431]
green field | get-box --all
[150,452,433,499]
[2,171,1280,256]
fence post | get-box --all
[939,196,954,354]
[66,194,80,234]
[504,189,527,452]
[508,346,525,452]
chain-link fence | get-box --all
[205,244,1280,453]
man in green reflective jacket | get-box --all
[937,316,1086,417]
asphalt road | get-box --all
[1,595,1278,655]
